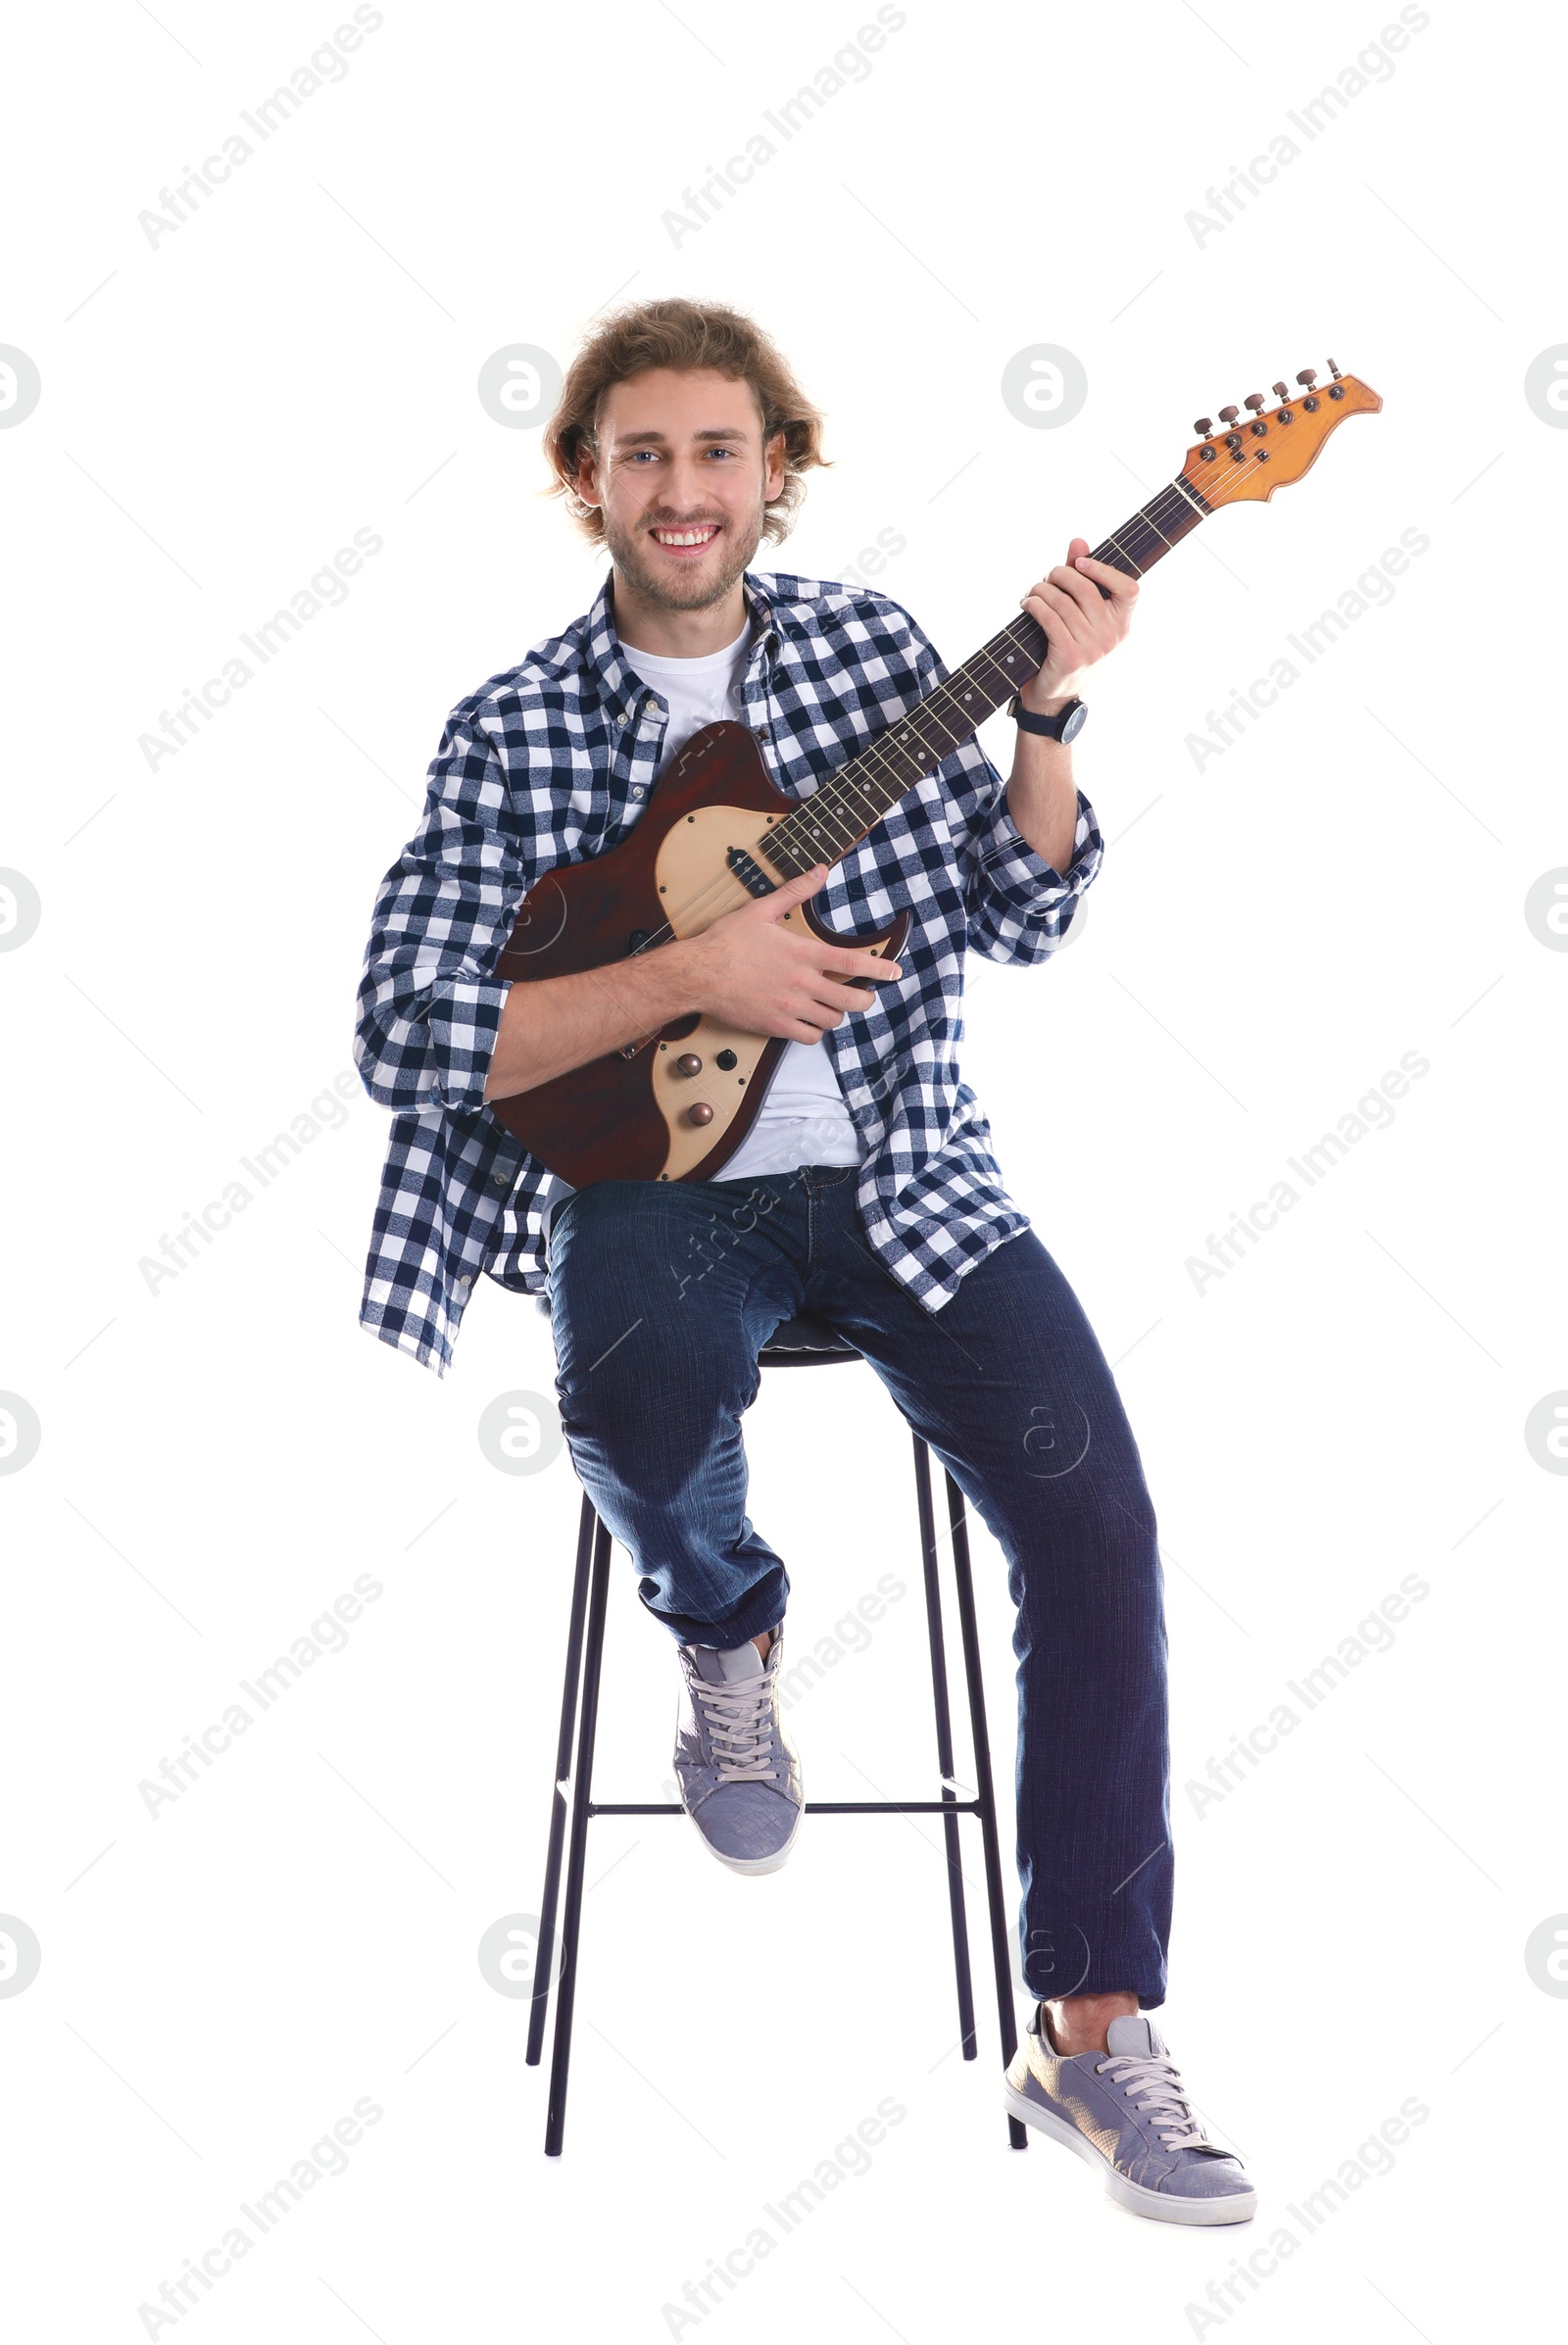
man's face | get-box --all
[576,366,786,614]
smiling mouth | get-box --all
[651,524,720,552]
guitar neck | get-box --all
[761,473,1211,880]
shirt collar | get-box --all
[584,567,782,716]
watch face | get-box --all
[1060,700,1088,743]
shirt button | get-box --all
[456,1274,472,1290]
[615,712,629,727]
[493,1170,508,1187]
[631,784,647,799]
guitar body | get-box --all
[489,720,910,1186]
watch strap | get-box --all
[1009,694,1083,740]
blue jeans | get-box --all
[548,1165,1172,2007]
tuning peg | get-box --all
[1194,416,1214,437]
[1327,357,1343,379]
[1244,392,1265,413]
[1296,368,1317,388]
[1218,405,1240,423]
[1272,380,1290,400]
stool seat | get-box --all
[759,1311,859,1366]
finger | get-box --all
[802,978,886,1018]
[799,969,888,1016]
[1072,551,1139,601]
[763,862,830,913]
[1022,580,1092,649]
[811,947,904,983]
[1044,561,1107,622]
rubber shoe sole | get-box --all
[1003,2081,1257,2225]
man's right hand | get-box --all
[483,862,903,1104]
[683,863,904,1044]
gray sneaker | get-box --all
[1004,2009,1256,2224]
[673,1628,802,1874]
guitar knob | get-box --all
[685,1101,714,1126]
[1244,392,1265,412]
[1194,416,1214,436]
[1217,405,1240,424]
[1296,368,1317,388]
[1272,381,1290,400]
[673,1053,703,1076]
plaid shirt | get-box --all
[354,568,1102,1375]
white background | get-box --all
[2,1,1562,2338]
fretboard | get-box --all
[761,473,1209,879]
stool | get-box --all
[524,1310,1028,2157]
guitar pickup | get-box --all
[726,846,778,899]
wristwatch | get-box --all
[1010,693,1087,743]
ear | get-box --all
[762,428,787,506]
[573,437,602,512]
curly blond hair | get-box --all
[543,297,829,546]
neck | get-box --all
[611,569,749,660]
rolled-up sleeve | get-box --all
[886,612,1105,967]
[964,770,1103,963]
[354,712,524,1111]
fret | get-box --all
[761,484,1202,880]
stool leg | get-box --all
[945,1469,1028,2151]
[910,1435,978,2062]
[526,1492,598,2069]
[544,1514,613,2157]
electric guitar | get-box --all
[489,363,1381,1186]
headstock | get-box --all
[1183,361,1382,505]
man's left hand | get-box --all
[1017,538,1138,711]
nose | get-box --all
[660,452,719,513]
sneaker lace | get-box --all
[693,1667,782,1786]
[1093,2048,1214,2153]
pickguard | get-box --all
[651,802,896,1180]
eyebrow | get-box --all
[613,425,753,449]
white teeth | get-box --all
[655,527,715,546]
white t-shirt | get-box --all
[537,620,864,1220]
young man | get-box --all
[355,298,1254,2224]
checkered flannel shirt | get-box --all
[354,567,1103,1374]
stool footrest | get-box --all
[587,1798,983,1816]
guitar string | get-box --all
[625,468,1250,963]
[620,475,1214,957]
[580,439,1324,1018]
[788,430,1327,868]
[626,478,1209,959]
[597,465,1250,1053]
